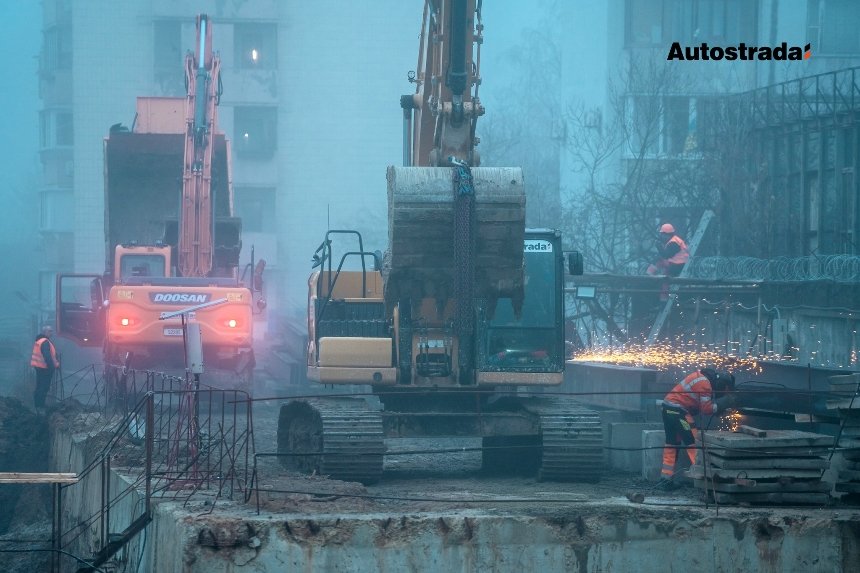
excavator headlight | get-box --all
[121,318,130,326]
[227,319,237,328]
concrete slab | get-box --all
[608,422,663,473]
[642,430,665,482]
[704,430,835,449]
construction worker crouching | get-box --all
[647,223,689,277]
[657,368,736,490]
[31,325,60,413]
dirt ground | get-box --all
[248,400,697,516]
[0,397,52,572]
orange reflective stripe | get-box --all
[30,340,47,368]
[681,375,708,402]
[30,339,58,369]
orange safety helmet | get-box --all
[659,223,675,234]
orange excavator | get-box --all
[56,15,260,385]
[277,0,602,483]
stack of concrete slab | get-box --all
[826,374,860,497]
[689,429,833,505]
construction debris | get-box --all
[690,429,833,505]
[827,374,860,498]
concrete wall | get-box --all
[51,414,150,573]
[51,412,860,573]
[149,504,860,573]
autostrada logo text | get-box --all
[667,42,812,61]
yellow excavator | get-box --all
[277,0,602,483]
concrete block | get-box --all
[597,410,627,465]
[642,430,665,482]
[608,422,662,473]
[564,362,658,412]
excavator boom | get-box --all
[179,14,221,277]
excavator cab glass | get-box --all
[119,254,166,280]
[479,232,565,372]
[55,274,105,347]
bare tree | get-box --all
[479,3,565,229]
[561,52,716,274]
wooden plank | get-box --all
[826,398,860,410]
[702,430,834,449]
[837,469,860,482]
[703,447,831,459]
[693,479,831,494]
[703,453,829,470]
[842,460,860,471]
[710,491,830,505]
[737,425,767,438]
[688,466,822,480]
[0,472,78,484]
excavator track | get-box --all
[277,397,384,484]
[521,398,604,482]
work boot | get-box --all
[655,478,678,492]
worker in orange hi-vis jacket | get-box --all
[30,325,60,412]
[657,368,736,490]
[647,223,689,278]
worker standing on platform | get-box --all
[31,325,60,413]
[657,368,735,490]
[647,223,689,277]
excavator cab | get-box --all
[115,245,171,281]
[478,230,565,376]
[56,274,106,347]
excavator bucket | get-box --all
[385,166,525,307]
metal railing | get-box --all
[737,66,860,129]
[54,365,254,571]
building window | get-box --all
[627,96,699,157]
[154,20,184,96]
[154,20,182,71]
[42,25,72,72]
[625,0,757,47]
[40,110,73,149]
[234,23,278,69]
[40,189,74,232]
[808,0,860,54]
[234,187,276,233]
[234,107,277,159]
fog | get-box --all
[0,0,558,355]
[0,1,41,383]
[1,0,858,375]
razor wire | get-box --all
[685,255,860,283]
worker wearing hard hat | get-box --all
[30,325,60,413]
[657,368,736,490]
[647,223,689,277]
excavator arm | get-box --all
[403,0,485,167]
[179,14,222,277]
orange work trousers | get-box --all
[661,406,698,478]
